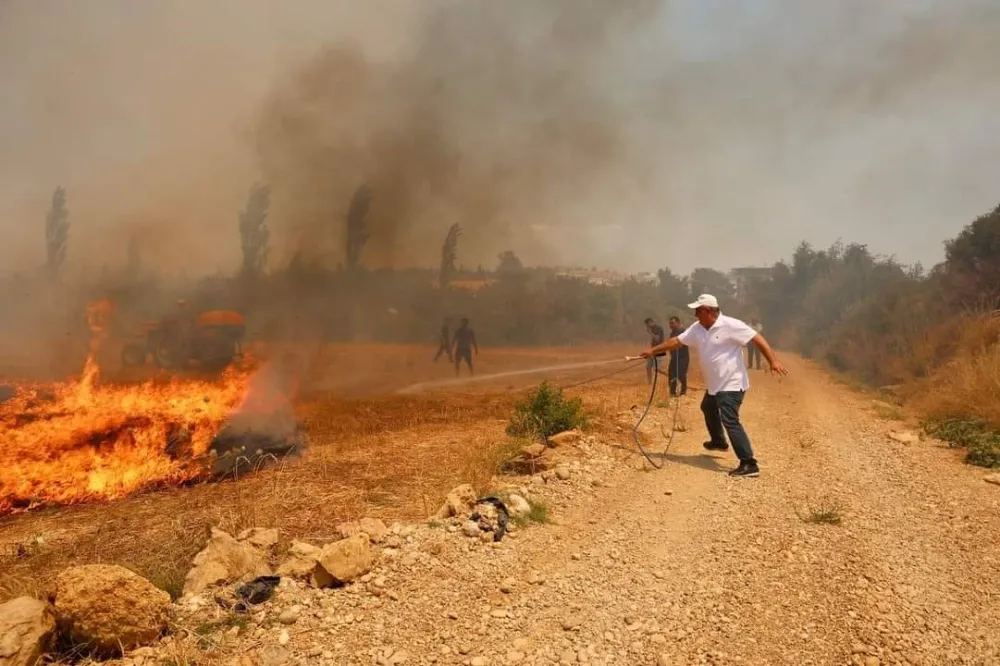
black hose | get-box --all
[631,355,667,469]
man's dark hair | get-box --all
[668,316,680,324]
[644,317,654,325]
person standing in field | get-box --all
[639,294,787,478]
[452,318,478,376]
[746,317,764,370]
[667,315,689,396]
[434,318,453,363]
[643,317,667,384]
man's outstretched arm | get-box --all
[751,334,788,376]
[639,336,682,358]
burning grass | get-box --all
[0,342,648,602]
[0,358,254,515]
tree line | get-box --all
[27,186,1000,387]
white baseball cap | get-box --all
[687,293,719,309]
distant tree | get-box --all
[943,202,1000,309]
[656,267,691,310]
[45,186,69,281]
[440,223,461,288]
[497,250,524,275]
[239,183,271,278]
[126,235,141,282]
[689,267,734,301]
[345,184,372,271]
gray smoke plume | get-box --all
[0,0,998,278]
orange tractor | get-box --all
[121,310,246,372]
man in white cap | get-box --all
[638,294,787,477]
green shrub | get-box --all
[506,382,587,439]
[923,417,1000,468]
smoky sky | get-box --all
[1,0,998,277]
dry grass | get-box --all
[0,342,645,603]
[908,316,1000,429]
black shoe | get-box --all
[729,460,760,477]
[703,440,728,452]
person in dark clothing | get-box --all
[452,318,478,375]
[643,318,667,384]
[434,319,453,362]
[667,316,690,396]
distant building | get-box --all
[554,268,657,286]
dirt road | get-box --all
[213,355,1000,666]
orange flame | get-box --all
[0,300,257,515]
[0,366,253,515]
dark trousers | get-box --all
[668,353,688,396]
[701,391,756,462]
[454,347,473,374]
[746,342,761,370]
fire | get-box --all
[0,360,253,516]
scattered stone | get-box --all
[505,494,531,516]
[311,534,375,588]
[435,484,479,519]
[888,430,918,444]
[657,654,672,666]
[555,466,571,481]
[360,518,389,542]
[521,444,547,459]
[236,527,280,551]
[276,540,321,579]
[257,645,290,666]
[500,578,516,594]
[183,527,272,595]
[52,564,170,656]
[561,615,582,631]
[547,430,583,447]
[985,474,1000,487]
[277,609,299,625]
[462,521,482,538]
[278,629,290,646]
[470,657,487,666]
[0,596,55,666]
[338,518,390,543]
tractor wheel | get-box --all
[121,344,146,367]
[153,344,177,369]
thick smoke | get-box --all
[256,0,663,269]
[0,0,998,278]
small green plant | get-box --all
[506,382,588,439]
[510,498,551,527]
[923,417,1000,468]
[145,568,186,602]
[799,503,843,525]
[872,404,903,421]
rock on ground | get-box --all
[985,473,1000,486]
[0,596,55,666]
[183,528,273,595]
[336,518,389,543]
[888,430,919,444]
[547,429,582,447]
[505,493,532,516]
[434,484,478,519]
[275,540,321,579]
[52,564,170,656]
[521,443,547,459]
[311,534,374,588]
[236,528,279,551]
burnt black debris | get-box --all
[470,496,510,542]
[207,424,305,477]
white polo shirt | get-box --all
[677,314,759,396]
